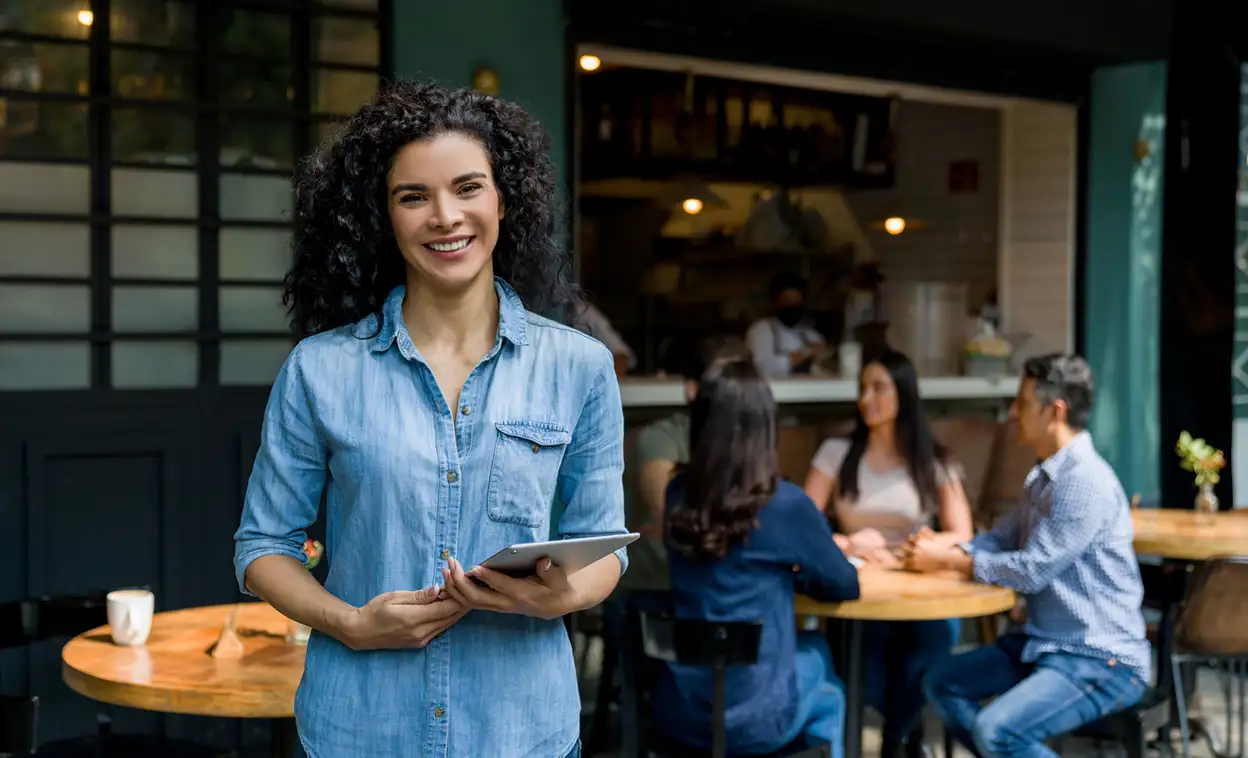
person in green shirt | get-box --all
[621,335,748,589]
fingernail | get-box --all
[467,566,480,576]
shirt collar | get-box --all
[360,276,530,357]
[1039,430,1093,481]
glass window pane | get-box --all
[112,226,198,280]
[222,10,290,57]
[112,50,194,100]
[220,117,293,170]
[220,228,291,281]
[112,341,197,388]
[112,168,197,217]
[0,222,89,276]
[110,0,195,47]
[313,69,378,115]
[313,16,378,66]
[112,285,197,332]
[0,284,89,333]
[220,174,291,222]
[0,342,91,390]
[3,1,93,39]
[219,58,293,109]
[0,163,89,213]
[0,101,89,159]
[221,339,291,386]
[112,108,195,165]
[221,287,287,332]
[1,41,90,94]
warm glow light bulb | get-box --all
[77,9,94,25]
[884,216,906,235]
[579,55,601,72]
[682,197,704,215]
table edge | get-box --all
[796,587,1016,621]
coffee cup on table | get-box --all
[107,588,154,646]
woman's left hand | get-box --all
[441,557,580,621]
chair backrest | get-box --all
[638,612,763,668]
[1175,556,1248,656]
[0,695,38,756]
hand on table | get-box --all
[901,535,965,574]
[862,547,902,568]
[847,528,887,556]
[342,587,468,651]
[441,557,580,621]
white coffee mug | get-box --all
[107,588,155,647]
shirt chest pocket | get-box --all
[486,421,573,528]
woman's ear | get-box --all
[497,197,506,220]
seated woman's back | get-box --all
[652,359,859,756]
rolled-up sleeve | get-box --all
[555,353,630,576]
[233,343,328,595]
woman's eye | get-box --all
[459,183,483,195]
[398,195,424,205]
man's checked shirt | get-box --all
[970,431,1151,680]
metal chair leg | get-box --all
[1175,655,1192,758]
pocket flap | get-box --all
[496,421,572,448]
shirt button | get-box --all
[461,405,472,415]
[441,548,450,560]
[531,443,541,453]
[433,706,445,718]
[446,471,457,483]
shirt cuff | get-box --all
[234,541,308,596]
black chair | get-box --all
[636,609,831,758]
[0,695,38,758]
[1069,688,1171,758]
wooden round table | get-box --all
[797,566,1015,758]
[1132,508,1248,560]
[62,602,302,720]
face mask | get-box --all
[776,306,804,328]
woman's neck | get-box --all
[401,271,499,353]
[865,424,898,459]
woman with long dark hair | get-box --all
[655,358,861,757]
[803,349,974,758]
[232,81,628,757]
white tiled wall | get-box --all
[844,100,1003,308]
[999,101,1078,357]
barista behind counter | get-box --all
[745,272,829,378]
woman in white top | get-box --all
[803,349,974,758]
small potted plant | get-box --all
[1175,431,1226,522]
[286,539,323,645]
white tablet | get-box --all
[480,533,640,577]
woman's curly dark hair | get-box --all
[666,358,779,561]
[284,79,579,337]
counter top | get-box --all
[619,375,1020,408]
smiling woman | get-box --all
[233,81,627,758]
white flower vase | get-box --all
[1195,482,1219,525]
[286,620,312,645]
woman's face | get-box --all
[386,132,504,293]
[857,362,899,429]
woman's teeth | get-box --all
[427,238,471,252]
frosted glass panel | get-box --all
[0,163,90,214]
[112,286,198,332]
[112,168,197,217]
[0,342,91,390]
[0,285,90,333]
[112,226,199,279]
[0,223,90,276]
[220,228,291,281]
[112,341,198,388]
[221,287,287,332]
[221,340,292,385]
[220,175,291,221]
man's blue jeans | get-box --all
[923,634,1146,758]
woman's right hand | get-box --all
[340,587,468,651]
[847,528,887,554]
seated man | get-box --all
[904,354,1149,758]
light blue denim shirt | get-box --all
[233,277,627,758]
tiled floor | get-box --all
[578,631,1242,758]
